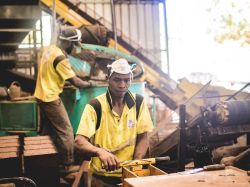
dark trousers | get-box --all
[38,98,74,166]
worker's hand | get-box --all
[96,148,120,171]
[88,80,97,87]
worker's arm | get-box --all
[67,76,91,88]
[133,132,149,159]
[74,134,120,171]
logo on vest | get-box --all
[128,119,135,128]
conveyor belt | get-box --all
[40,0,184,111]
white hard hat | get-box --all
[59,28,82,42]
[107,58,133,78]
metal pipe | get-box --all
[128,2,131,44]
[119,3,122,37]
[226,82,250,101]
[51,0,56,44]
[136,0,140,48]
[19,134,25,175]
[40,17,43,48]
[110,0,118,49]
[151,95,157,127]
[33,28,38,77]
[163,0,170,76]
[102,3,105,25]
[151,2,156,63]
[143,3,148,54]
[178,104,186,171]
[28,34,31,75]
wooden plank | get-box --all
[122,167,138,180]
[24,136,54,145]
[149,164,167,175]
[0,136,19,159]
[124,167,250,187]
[0,152,18,159]
[0,138,19,144]
[24,136,57,156]
[0,135,19,140]
[24,148,57,156]
[24,139,53,145]
[24,136,51,141]
[0,147,18,152]
[24,143,56,150]
[0,142,19,148]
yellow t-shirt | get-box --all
[76,91,153,177]
[34,45,75,102]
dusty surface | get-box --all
[124,166,250,187]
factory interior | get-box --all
[0,0,250,186]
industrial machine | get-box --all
[150,82,250,173]
[178,98,250,167]
[0,1,250,186]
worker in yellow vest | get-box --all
[75,58,153,187]
[34,27,92,179]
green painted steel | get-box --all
[71,43,144,79]
[61,82,145,134]
[0,100,38,136]
[68,55,91,77]
[81,44,140,64]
